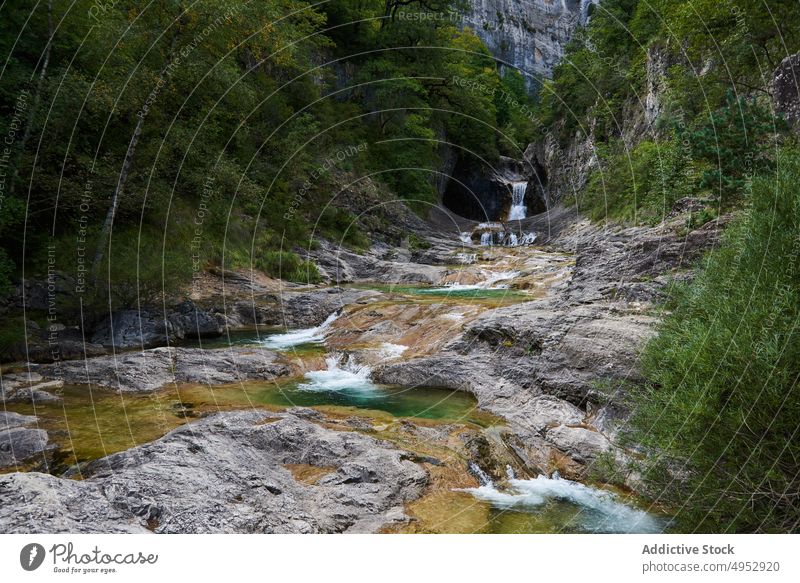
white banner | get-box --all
[1,534,797,582]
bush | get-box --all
[627,150,800,532]
[680,91,782,206]
[256,251,322,284]
[580,138,689,223]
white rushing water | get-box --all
[477,230,536,247]
[377,342,408,360]
[298,354,374,392]
[262,311,339,349]
[508,182,528,221]
[423,270,521,293]
[457,473,663,533]
[459,232,473,245]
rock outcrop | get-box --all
[375,214,723,478]
[463,0,597,86]
[1,372,63,403]
[0,410,428,533]
[772,52,800,131]
[0,412,49,469]
[35,346,292,393]
[37,347,291,393]
[91,301,223,350]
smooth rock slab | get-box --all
[35,346,291,393]
[0,410,427,533]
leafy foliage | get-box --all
[0,0,509,308]
[627,150,800,533]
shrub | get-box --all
[627,150,800,532]
[256,251,322,284]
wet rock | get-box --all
[36,347,291,393]
[307,242,447,285]
[0,410,428,533]
[0,413,49,469]
[91,301,222,350]
[543,425,611,464]
[216,287,382,328]
[0,411,38,429]
[376,217,723,480]
[168,300,222,339]
[1,376,63,403]
[90,309,176,349]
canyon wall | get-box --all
[463,0,597,86]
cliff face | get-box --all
[463,0,597,86]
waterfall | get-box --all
[520,232,537,245]
[298,353,375,392]
[425,270,520,292]
[480,232,493,246]
[262,310,339,349]
[459,232,472,245]
[507,233,518,246]
[508,182,528,220]
[468,462,494,487]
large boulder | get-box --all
[167,300,222,339]
[91,301,222,350]
[0,412,49,469]
[90,309,176,349]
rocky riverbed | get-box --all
[0,204,722,533]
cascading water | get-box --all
[262,311,339,349]
[468,462,494,487]
[423,270,520,293]
[480,232,493,246]
[520,232,537,245]
[508,182,528,221]
[377,342,408,360]
[459,232,473,245]
[298,353,375,392]
[507,233,518,246]
[456,472,664,534]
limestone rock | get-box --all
[36,346,291,393]
[772,52,800,131]
[463,0,596,87]
[0,410,428,533]
[0,413,49,469]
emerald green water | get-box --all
[3,380,493,466]
[180,328,326,356]
[238,381,490,424]
[180,328,279,348]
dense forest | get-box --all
[0,0,536,306]
[1,0,799,533]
